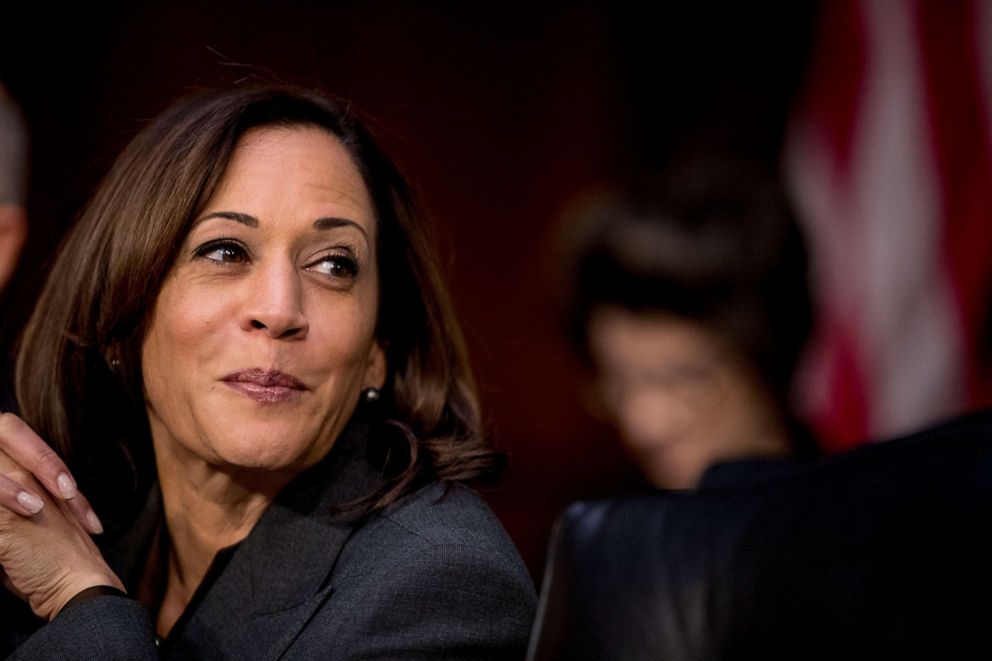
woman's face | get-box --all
[141,126,385,475]
[587,306,789,489]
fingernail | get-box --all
[16,491,44,514]
[56,473,77,500]
[86,509,104,535]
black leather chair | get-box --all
[528,410,992,660]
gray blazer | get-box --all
[4,422,536,660]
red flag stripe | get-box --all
[916,0,992,408]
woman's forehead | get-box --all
[202,126,377,235]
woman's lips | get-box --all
[221,369,307,403]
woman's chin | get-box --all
[178,405,341,473]
[208,435,331,475]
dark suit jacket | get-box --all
[2,421,536,660]
[528,409,992,661]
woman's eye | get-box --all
[308,254,358,279]
[194,241,249,264]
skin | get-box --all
[0,204,26,292]
[587,305,791,489]
[0,415,121,618]
[0,126,386,631]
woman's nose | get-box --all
[242,262,310,340]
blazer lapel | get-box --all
[151,421,386,660]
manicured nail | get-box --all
[16,491,44,514]
[56,473,77,500]
[85,509,104,535]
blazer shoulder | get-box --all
[383,482,511,542]
[348,481,531,580]
[309,481,536,659]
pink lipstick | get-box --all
[221,369,307,403]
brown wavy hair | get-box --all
[15,84,501,520]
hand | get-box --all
[0,448,125,620]
[0,412,103,534]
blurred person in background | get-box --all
[0,82,27,295]
[561,159,816,489]
[0,82,29,414]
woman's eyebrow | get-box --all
[197,211,258,227]
[314,217,369,242]
[194,212,369,242]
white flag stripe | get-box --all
[786,0,974,446]
[857,0,964,436]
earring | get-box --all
[356,386,384,423]
[105,344,122,370]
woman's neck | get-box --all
[151,437,296,637]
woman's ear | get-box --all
[364,340,387,390]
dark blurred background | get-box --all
[3,1,989,578]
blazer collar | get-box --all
[242,419,385,613]
[106,420,387,660]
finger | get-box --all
[0,413,104,534]
[57,491,104,535]
[0,413,78,500]
[0,472,45,516]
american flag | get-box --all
[786,0,992,451]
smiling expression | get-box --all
[141,126,386,475]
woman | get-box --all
[0,85,536,659]
[560,159,817,489]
